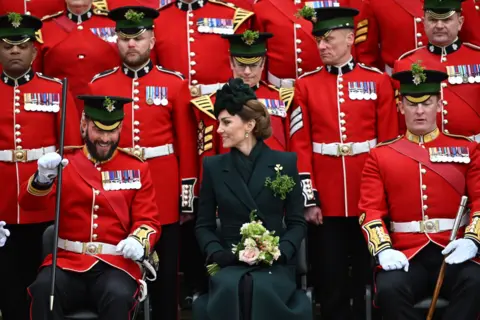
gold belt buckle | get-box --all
[12,149,27,162]
[131,148,145,160]
[83,243,103,255]
[338,143,352,156]
[420,219,439,233]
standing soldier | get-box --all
[0,12,80,320]
[192,30,294,171]
[355,0,480,74]
[153,0,254,98]
[36,0,120,115]
[394,0,480,140]
[88,6,198,320]
[253,0,363,89]
[292,6,398,319]
[359,63,480,320]
[0,0,64,19]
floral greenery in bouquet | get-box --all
[207,210,281,276]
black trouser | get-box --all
[149,222,180,320]
[0,222,51,320]
[239,274,253,320]
[28,262,138,320]
[376,243,480,320]
[313,217,371,320]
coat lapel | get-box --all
[248,147,275,200]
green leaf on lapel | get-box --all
[264,164,296,200]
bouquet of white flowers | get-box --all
[207,210,281,276]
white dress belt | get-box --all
[267,72,295,89]
[0,145,56,162]
[190,82,225,97]
[390,215,469,234]
[469,133,480,143]
[125,143,174,160]
[312,139,377,157]
[58,237,122,255]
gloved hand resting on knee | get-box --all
[378,249,409,272]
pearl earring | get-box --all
[245,132,249,138]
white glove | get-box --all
[36,152,69,184]
[0,221,10,247]
[442,239,478,264]
[116,237,144,261]
[378,248,409,272]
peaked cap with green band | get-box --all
[214,78,257,118]
[78,95,133,131]
[108,6,159,38]
[424,0,464,19]
[222,30,272,57]
[298,6,358,37]
[392,62,448,103]
[0,13,42,45]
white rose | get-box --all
[238,247,260,265]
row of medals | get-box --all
[447,73,480,85]
[429,147,470,164]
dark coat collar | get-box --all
[66,8,94,23]
[325,57,356,75]
[176,0,208,11]
[122,60,154,79]
[427,38,462,55]
[2,68,35,87]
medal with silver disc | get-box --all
[161,87,168,106]
[153,86,161,106]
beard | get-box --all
[122,48,151,69]
[84,130,119,162]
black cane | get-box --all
[49,78,68,311]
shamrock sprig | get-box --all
[124,9,145,23]
[265,164,296,200]
[8,12,22,28]
[411,60,427,85]
[241,30,259,46]
[295,6,317,23]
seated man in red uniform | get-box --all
[20,95,161,320]
[359,63,480,320]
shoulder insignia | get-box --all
[358,63,383,74]
[299,66,323,79]
[91,67,119,83]
[375,135,403,148]
[118,148,145,162]
[398,47,423,60]
[156,66,185,80]
[233,8,254,32]
[36,72,62,84]
[35,29,43,44]
[464,42,480,51]
[41,11,63,22]
[191,95,216,120]
[443,132,474,142]
[63,146,84,153]
[92,0,109,15]
[158,1,175,10]
[354,19,368,45]
[210,0,237,8]
[279,87,294,112]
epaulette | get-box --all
[397,47,423,60]
[91,67,119,83]
[358,63,383,74]
[298,66,323,79]
[35,30,43,44]
[41,11,63,22]
[156,66,185,80]
[36,72,62,84]
[444,132,474,142]
[158,0,175,10]
[279,87,294,112]
[375,135,403,148]
[191,95,216,120]
[92,0,109,15]
[464,42,480,51]
[117,148,145,162]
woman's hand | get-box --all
[211,250,237,268]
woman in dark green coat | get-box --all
[193,78,312,320]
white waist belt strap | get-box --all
[312,139,377,157]
[127,144,174,160]
[390,215,469,234]
[190,83,225,96]
[0,145,56,162]
[469,133,480,143]
[58,238,122,255]
[267,72,295,89]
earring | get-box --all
[245,132,249,138]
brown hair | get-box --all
[237,99,272,139]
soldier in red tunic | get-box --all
[192,30,294,177]
[394,0,480,139]
[0,0,64,19]
[22,95,161,320]
[88,6,198,319]
[359,63,480,319]
[154,0,254,97]
[291,6,398,319]
[355,0,480,74]
[253,0,363,88]
[0,13,80,320]
[36,0,121,114]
